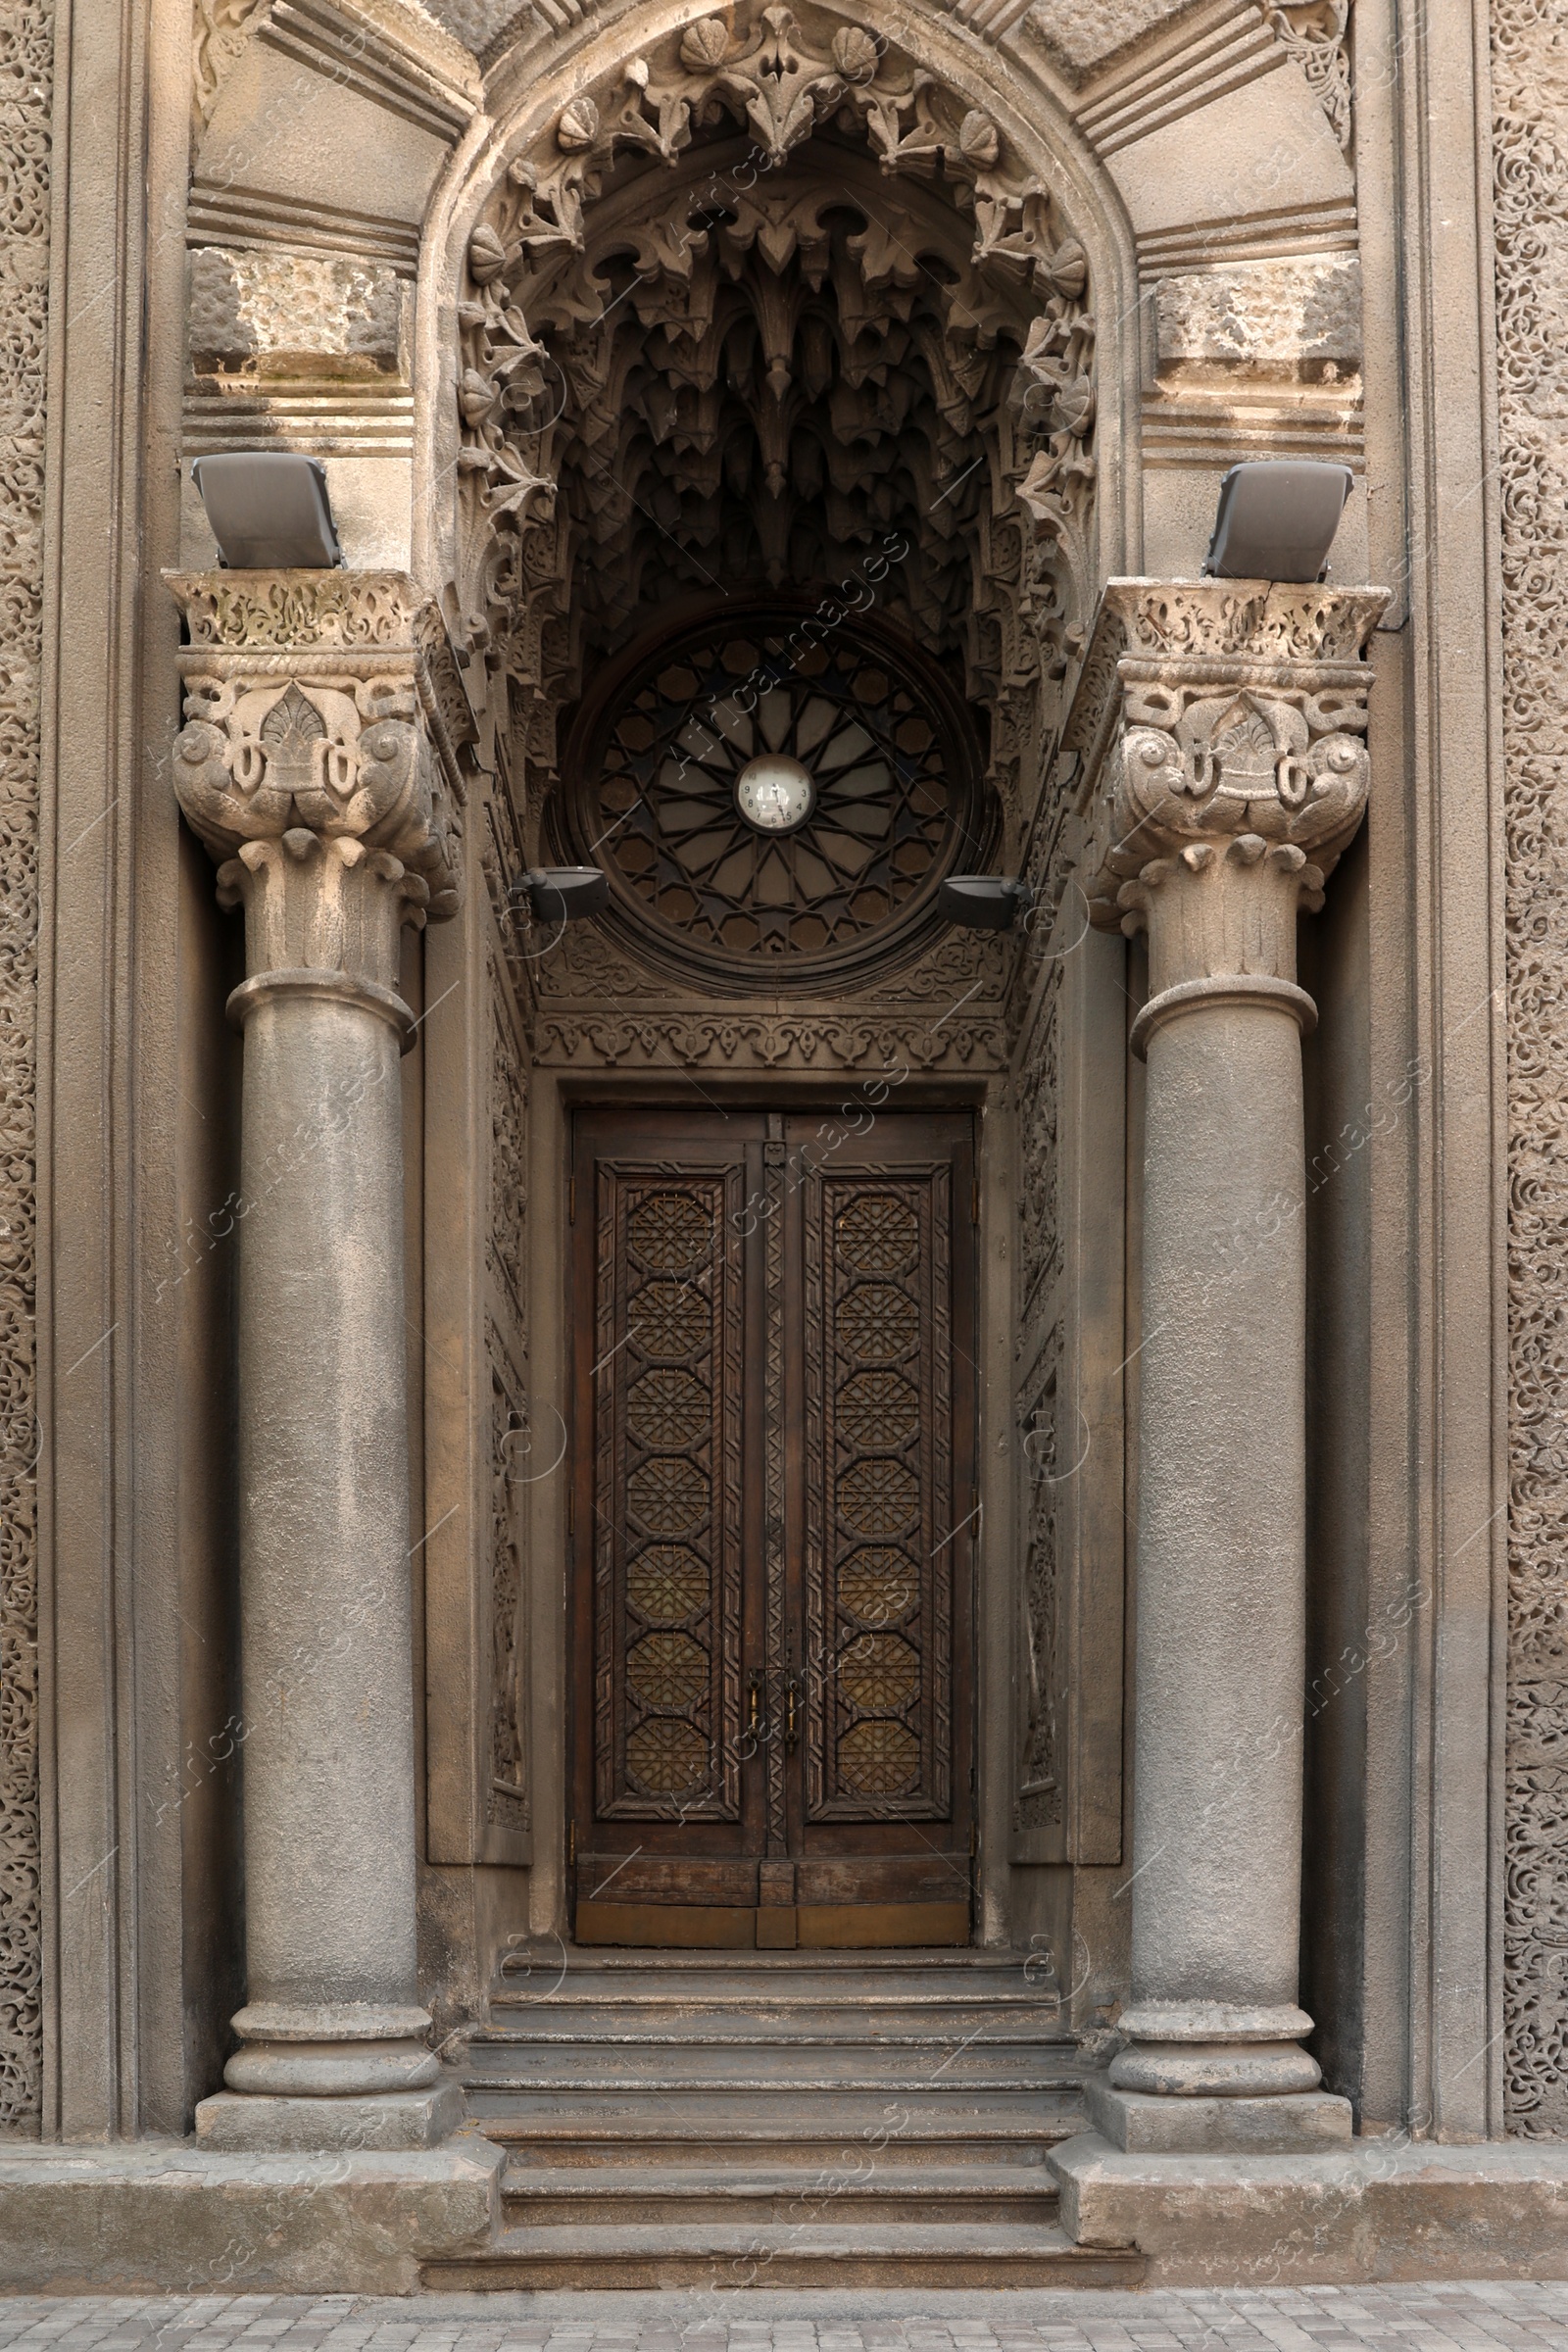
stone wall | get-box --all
[1494,0,1568,2137]
[0,0,49,2137]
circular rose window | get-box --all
[558,606,990,993]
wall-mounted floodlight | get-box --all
[938,876,1034,931]
[1202,460,1352,583]
[511,866,610,923]
[190,452,342,569]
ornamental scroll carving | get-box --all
[1067,583,1385,1002]
[0,0,51,2139]
[166,572,470,982]
[1258,0,1352,150]
[1493,0,1568,2137]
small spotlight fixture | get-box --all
[1202,460,1353,584]
[190,452,342,569]
[938,876,1034,932]
[510,866,611,924]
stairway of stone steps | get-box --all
[422,1948,1143,2289]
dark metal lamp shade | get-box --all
[514,867,611,923]
[1203,460,1353,583]
[190,453,343,570]
[938,876,1034,931]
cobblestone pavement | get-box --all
[0,2290,1567,2350]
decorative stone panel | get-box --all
[1493,0,1568,2140]
[0,0,50,2141]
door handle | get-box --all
[786,1674,799,1752]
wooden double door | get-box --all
[569,1106,977,1947]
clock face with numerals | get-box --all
[562,604,990,992]
[735,755,815,835]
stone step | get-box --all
[481,2006,1070,2041]
[501,1945,1034,1971]
[464,2040,1083,2091]
[501,2160,1061,2226]
[421,2220,1145,2290]
[494,1952,1053,2009]
[465,2087,1086,2149]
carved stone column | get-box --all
[1074,581,1386,2154]
[166,572,469,2151]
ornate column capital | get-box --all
[166,571,475,1045]
[167,568,473,905]
[1060,579,1388,1055]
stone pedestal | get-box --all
[167,571,470,2150]
[1074,579,1387,2155]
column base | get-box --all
[1087,2077,1352,2154]
[195,2082,465,2153]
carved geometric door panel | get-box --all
[804,1167,955,1823]
[570,1107,976,1947]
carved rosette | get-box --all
[1070,581,1387,1052]
[167,572,471,1040]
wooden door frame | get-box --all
[564,1100,980,1948]
[527,1072,1002,1949]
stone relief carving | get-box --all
[489,989,527,1327]
[1053,580,1383,955]
[1258,0,1351,150]
[0,0,50,2139]
[455,3,1096,806]
[167,571,470,929]
[1014,973,1062,1834]
[1493,0,1568,2138]
[192,0,268,131]
[1015,1348,1062,1833]
[487,1328,529,1835]
[534,1009,1006,1072]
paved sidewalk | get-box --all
[0,2289,1566,2350]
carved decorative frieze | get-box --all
[167,572,471,971]
[1493,0,1568,2138]
[0,0,50,2140]
[533,1010,1006,1073]
[192,0,268,132]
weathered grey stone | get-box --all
[187,248,408,380]
[0,2138,502,2293]
[1155,258,1362,373]
[195,2082,466,2152]
[1087,2079,1352,2154]
[1050,2132,1568,2281]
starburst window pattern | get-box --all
[563,612,988,988]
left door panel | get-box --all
[570,1111,767,1940]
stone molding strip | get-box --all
[1130,970,1317,1057]
[226,964,418,1049]
[255,0,480,138]
[1073,5,1281,156]
[1137,198,1359,274]
[186,182,423,273]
